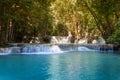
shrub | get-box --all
[107,29,120,44]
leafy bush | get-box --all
[107,18,120,44]
[115,18,120,27]
[107,29,120,44]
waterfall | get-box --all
[20,45,63,54]
[0,44,63,55]
[0,47,21,55]
[0,44,114,55]
[78,46,96,51]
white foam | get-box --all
[78,46,96,51]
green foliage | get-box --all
[0,0,120,43]
[107,29,120,44]
[115,18,120,27]
[108,18,120,44]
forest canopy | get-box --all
[0,0,120,44]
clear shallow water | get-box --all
[0,52,120,80]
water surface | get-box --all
[0,52,120,80]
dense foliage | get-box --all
[107,29,120,44]
[107,19,120,44]
[0,0,120,44]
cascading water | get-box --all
[21,45,63,54]
[0,44,64,55]
[78,46,96,51]
[0,43,114,55]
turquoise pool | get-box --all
[0,52,120,80]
